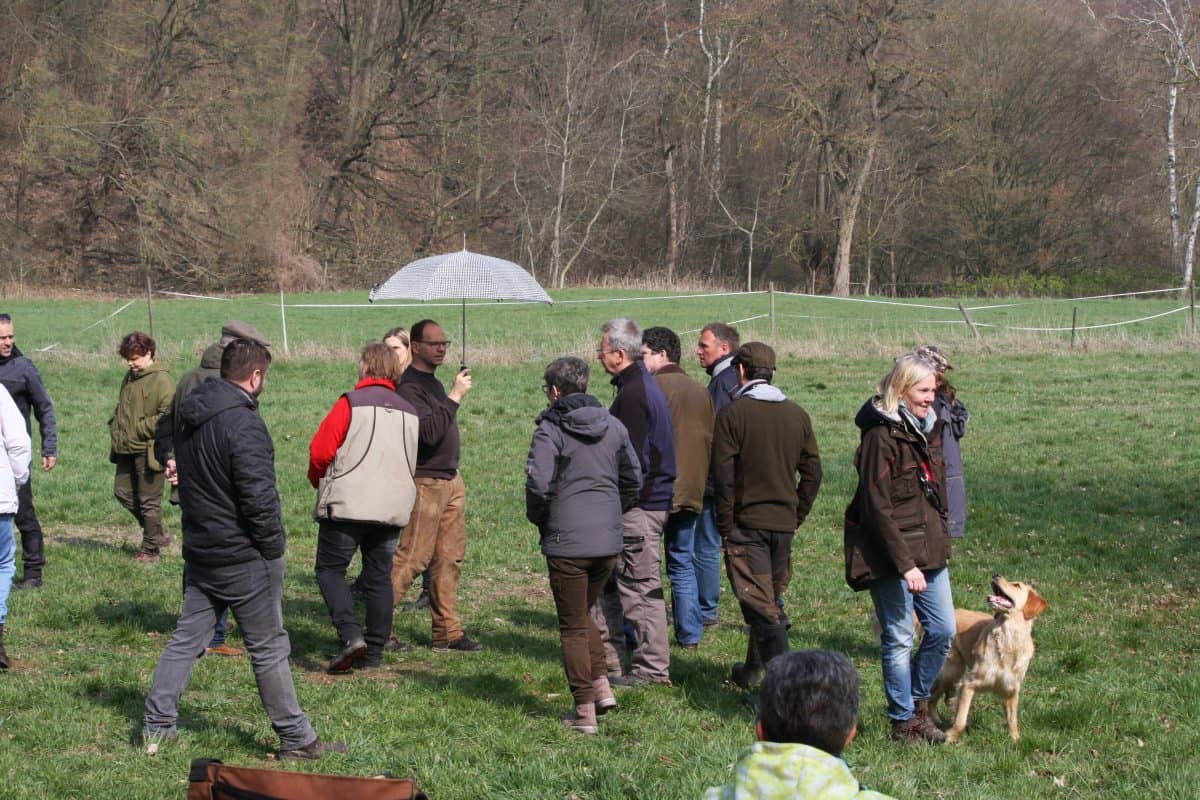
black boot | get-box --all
[0,623,10,670]
[756,623,790,670]
[14,574,42,591]
[731,629,764,689]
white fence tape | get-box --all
[80,300,136,332]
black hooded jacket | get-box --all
[176,377,285,566]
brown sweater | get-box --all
[711,382,822,534]
[652,364,713,514]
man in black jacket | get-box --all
[142,340,344,760]
[0,314,56,590]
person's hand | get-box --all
[165,458,179,486]
[449,367,473,403]
[903,567,927,594]
[42,455,57,472]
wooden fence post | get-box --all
[279,287,289,356]
[145,272,154,339]
[1070,307,1077,349]
[1190,282,1195,339]
[769,282,776,342]
[957,302,981,341]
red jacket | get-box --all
[308,377,396,487]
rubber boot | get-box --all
[593,677,617,715]
[756,623,790,670]
[730,630,763,689]
[0,623,9,670]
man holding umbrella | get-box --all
[389,319,484,653]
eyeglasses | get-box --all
[596,349,616,357]
[414,339,451,348]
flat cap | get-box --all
[733,341,776,371]
[219,320,270,348]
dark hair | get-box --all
[937,375,957,403]
[544,356,589,396]
[360,341,400,382]
[642,326,681,364]
[735,363,775,382]
[701,322,740,350]
[221,338,272,382]
[0,314,11,323]
[410,319,439,343]
[758,650,860,756]
[119,331,156,359]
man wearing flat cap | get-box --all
[154,320,271,658]
[711,342,822,692]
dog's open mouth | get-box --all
[988,578,1014,611]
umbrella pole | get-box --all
[461,297,467,371]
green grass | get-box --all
[0,293,1197,798]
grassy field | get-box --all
[0,291,1197,798]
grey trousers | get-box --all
[143,557,316,750]
[590,508,670,682]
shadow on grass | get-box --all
[78,678,265,752]
[93,600,179,635]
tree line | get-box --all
[0,0,1196,296]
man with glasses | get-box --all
[592,317,676,686]
[0,313,56,591]
[389,319,484,652]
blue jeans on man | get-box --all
[694,498,723,625]
[869,567,955,721]
[0,515,14,625]
[664,509,702,646]
[144,557,316,750]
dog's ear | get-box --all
[1023,589,1048,620]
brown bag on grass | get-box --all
[187,758,427,800]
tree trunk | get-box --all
[832,134,877,297]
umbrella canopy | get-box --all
[368,249,552,368]
[369,250,552,304]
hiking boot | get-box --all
[912,700,947,743]
[384,636,413,653]
[133,551,160,564]
[278,737,348,760]
[0,623,9,670]
[891,713,945,745]
[432,635,484,653]
[403,590,431,612]
[563,702,598,735]
[328,637,368,674]
[730,632,764,690]
[205,643,244,657]
[13,576,41,591]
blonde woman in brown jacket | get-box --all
[844,353,954,745]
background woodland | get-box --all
[2,0,1199,297]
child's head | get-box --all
[757,650,860,757]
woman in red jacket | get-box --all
[309,342,419,673]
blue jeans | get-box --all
[0,515,14,624]
[664,509,702,645]
[870,567,954,722]
[144,557,316,750]
[694,499,723,624]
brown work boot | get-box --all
[913,700,947,743]
[890,717,925,744]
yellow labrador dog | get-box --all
[929,575,1048,743]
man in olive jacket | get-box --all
[711,342,822,690]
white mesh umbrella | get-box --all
[369,249,553,367]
